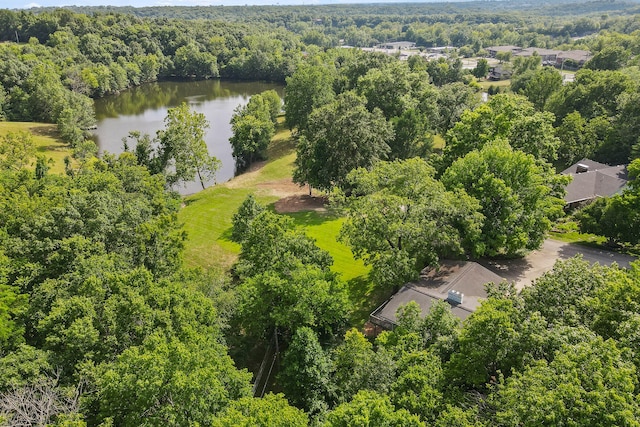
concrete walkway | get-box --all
[480,239,637,291]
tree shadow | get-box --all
[346,275,393,328]
[219,226,235,242]
[477,256,534,286]
[281,207,339,227]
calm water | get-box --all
[93,79,284,194]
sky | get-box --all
[3,0,430,8]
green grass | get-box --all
[285,210,369,282]
[477,79,511,90]
[0,122,71,174]
[284,209,379,326]
[179,120,382,326]
[550,220,607,246]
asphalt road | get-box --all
[480,239,638,290]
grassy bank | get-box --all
[0,122,70,175]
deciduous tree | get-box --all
[293,91,393,192]
[442,140,565,257]
[158,102,220,189]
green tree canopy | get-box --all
[339,158,483,287]
[442,140,565,257]
[293,91,393,192]
[442,93,560,168]
[212,394,308,427]
[157,102,220,189]
[284,63,336,132]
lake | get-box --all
[92,79,284,194]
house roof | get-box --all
[378,41,416,49]
[486,45,521,53]
[562,158,628,204]
[370,261,506,328]
[514,47,561,57]
[557,50,592,63]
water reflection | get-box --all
[93,79,284,194]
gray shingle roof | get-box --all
[370,261,506,328]
[562,159,628,204]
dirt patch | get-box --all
[275,194,328,213]
[257,178,308,198]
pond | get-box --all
[92,79,284,194]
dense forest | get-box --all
[1,1,640,425]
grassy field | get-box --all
[179,120,380,325]
[0,122,71,175]
[477,79,511,90]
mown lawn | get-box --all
[179,119,379,325]
[0,122,71,174]
[477,79,511,90]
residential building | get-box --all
[369,261,505,331]
[562,158,629,209]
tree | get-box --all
[0,131,35,171]
[331,329,377,404]
[231,194,265,243]
[511,53,541,76]
[277,327,331,414]
[356,61,413,119]
[390,351,443,422]
[293,91,393,192]
[435,82,481,134]
[521,257,609,327]
[0,377,84,427]
[284,63,335,132]
[236,264,349,341]
[260,89,282,123]
[446,297,523,388]
[229,94,276,170]
[546,69,633,123]
[510,67,562,111]
[95,333,252,427]
[0,282,27,354]
[173,42,218,78]
[419,300,460,359]
[157,102,220,189]
[442,94,560,167]
[576,159,640,245]
[554,111,604,168]
[234,210,332,280]
[211,394,308,427]
[489,338,639,426]
[426,57,463,86]
[471,58,489,78]
[442,140,565,257]
[584,45,630,71]
[324,390,424,427]
[339,158,483,288]
[389,109,433,160]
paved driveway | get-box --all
[480,239,637,290]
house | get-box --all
[485,45,522,58]
[377,41,416,50]
[556,50,592,69]
[369,261,505,331]
[487,65,512,80]
[513,47,561,63]
[561,158,629,209]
